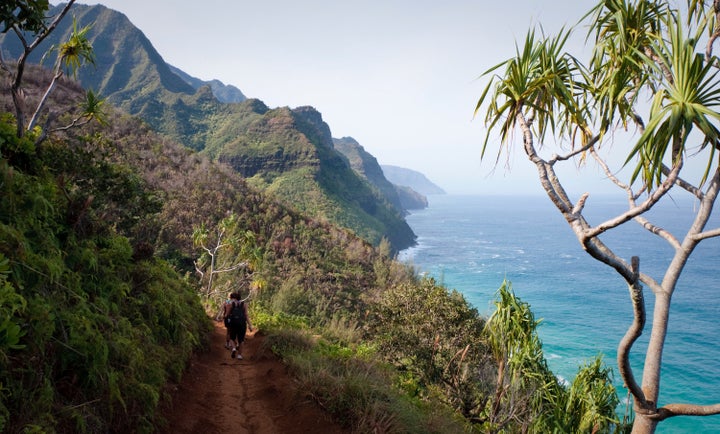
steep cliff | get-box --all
[381,164,446,195]
[332,136,405,213]
[208,104,416,250]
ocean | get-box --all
[399,194,720,433]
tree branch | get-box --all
[213,261,248,274]
[661,164,704,199]
[27,68,63,132]
[518,112,668,293]
[692,167,720,241]
[706,0,720,63]
[590,147,631,191]
[586,148,682,247]
[49,113,93,133]
[656,402,720,420]
[12,26,28,50]
[25,1,77,55]
[634,215,682,249]
[548,134,601,164]
[694,227,720,240]
[193,260,204,280]
[645,46,674,85]
[516,111,573,213]
[617,256,648,408]
[582,160,681,239]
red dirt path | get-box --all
[157,322,348,434]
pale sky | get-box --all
[73,1,599,194]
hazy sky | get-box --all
[73,1,598,194]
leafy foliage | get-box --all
[565,357,625,433]
[0,0,50,34]
[482,281,625,433]
[371,277,491,422]
[0,112,209,433]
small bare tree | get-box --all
[476,1,720,432]
[193,213,249,301]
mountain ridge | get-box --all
[333,136,405,213]
[332,137,430,211]
[0,3,416,251]
[168,64,247,103]
[381,164,446,196]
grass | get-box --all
[263,328,471,433]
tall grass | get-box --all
[264,328,470,433]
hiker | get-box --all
[223,291,253,360]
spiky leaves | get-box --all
[479,0,720,190]
[630,11,720,186]
[476,28,588,163]
[588,0,668,132]
[46,17,95,77]
[28,17,96,135]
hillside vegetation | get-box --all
[0,70,210,432]
[0,3,416,253]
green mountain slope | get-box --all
[0,5,193,104]
[0,3,415,251]
[332,136,405,212]
[204,103,416,249]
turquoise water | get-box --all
[399,194,720,433]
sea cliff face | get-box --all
[381,164,446,196]
[333,137,405,213]
[394,185,429,210]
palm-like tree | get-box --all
[484,281,559,432]
[28,18,97,137]
[0,1,78,138]
[476,1,720,432]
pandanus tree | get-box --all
[476,0,720,432]
[484,281,621,433]
[0,0,103,142]
[484,280,559,432]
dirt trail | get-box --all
[158,322,347,434]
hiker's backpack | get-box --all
[228,301,245,326]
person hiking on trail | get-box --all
[223,291,253,360]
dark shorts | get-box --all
[224,317,231,328]
[228,323,246,342]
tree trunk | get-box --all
[632,292,672,434]
[632,413,659,434]
[490,359,506,428]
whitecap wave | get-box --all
[556,374,570,387]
